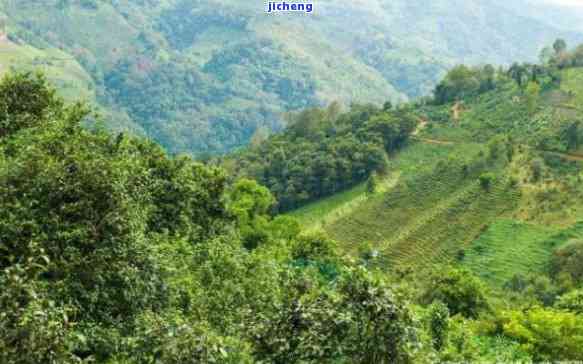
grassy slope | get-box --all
[292,70,583,286]
[0,40,94,101]
[464,220,583,286]
[288,171,402,232]
[288,182,367,228]
[323,142,476,254]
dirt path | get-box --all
[413,137,455,146]
[413,118,583,161]
[412,118,428,136]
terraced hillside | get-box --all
[317,138,520,270]
[462,220,583,286]
[288,66,583,285]
[324,142,476,249]
[379,176,520,271]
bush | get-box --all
[555,289,583,314]
[428,301,450,351]
[423,267,489,319]
[478,172,496,190]
[500,307,583,361]
[551,239,583,283]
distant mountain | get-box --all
[1,0,582,154]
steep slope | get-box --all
[287,65,583,285]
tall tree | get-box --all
[553,38,567,55]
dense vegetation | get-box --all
[227,103,416,211]
[2,0,583,154]
[4,30,583,361]
[239,40,583,361]
[0,72,433,363]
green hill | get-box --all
[2,0,583,154]
[279,61,583,288]
[0,40,94,101]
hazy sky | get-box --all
[542,0,583,7]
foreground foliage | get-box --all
[0,72,425,363]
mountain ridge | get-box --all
[1,0,582,154]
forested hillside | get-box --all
[226,102,416,211]
[233,40,583,361]
[1,0,582,154]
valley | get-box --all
[2,1,583,362]
[2,0,583,154]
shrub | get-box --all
[555,289,583,314]
[422,268,489,319]
[479,172,496,190]
[429,301,450,351]
[500,307,583,361]
[551,239,583,283]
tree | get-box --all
[422,267,489,318]
[508,63,527,88]
[434,65,480,104]
[0,72,64,139]
[228,178,275,223]
[571,44,583,67]
[0,72,183,359]
[479,173,496,190]
[227,178,275,249]
[539,46,555,65]
[252,267,420,364]
[553,38,567,55]
[551,239,583,283]
[130,315,254,364]
[429,301,450,351]
[501,307,583,361]
[0,119,168,327]
[479,65,496,92]
[0,252,75,364]
[562,120,581,150]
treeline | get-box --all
[547,38,583,69]
[227,103,417,211]
[432,39,582,106]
